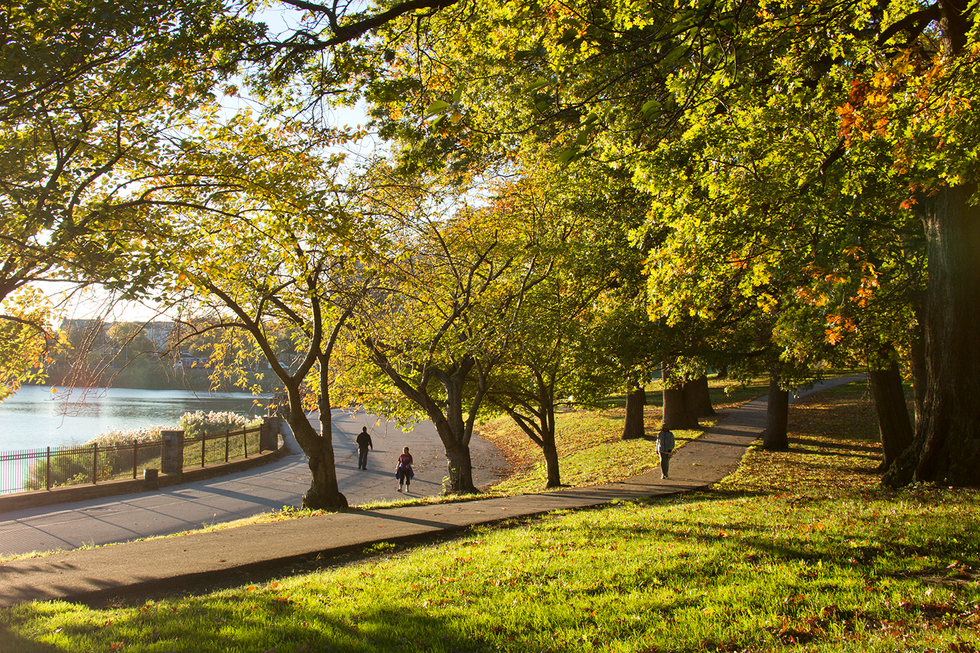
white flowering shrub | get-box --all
[178,411,261,439]
[85,426,165,447]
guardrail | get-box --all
[0,422,277,496]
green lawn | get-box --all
[3,381,978,651]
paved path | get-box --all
[0,409,508,558]
[0,376,865,607]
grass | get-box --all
[4,380,978,652]
[0,378,759,565]
[600,373,773,409]
[481,373,777,494]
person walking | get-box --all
[657,423,675,480]
[356,427,373,470]
[395,446,414,492]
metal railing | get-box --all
[181,425,264,468]
[0,424,268,496]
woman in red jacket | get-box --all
[395,446,414,492]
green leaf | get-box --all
[557,145,579,164]
[557,27,579,46]
[641,99,661,117]
[425,100,451,117]
[661,44,688,66]
[527,77,550,91]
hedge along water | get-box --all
[0,386,269,453]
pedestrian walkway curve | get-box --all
[0,409,508,558]
[0,376,865,607]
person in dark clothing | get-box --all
[657,423,675,479]
[356,427,373,470]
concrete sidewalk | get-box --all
[0,376,865,608]
[0,408,508,558]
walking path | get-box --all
[0,376,865,607]
[0,409,508,558]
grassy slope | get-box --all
[2,381,979,652]
[483,376,766,494]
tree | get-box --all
[0,0,254,394]
[0,288,52,399]
[346,171,551,494]
[257,0,980,485]
[476,167,609,488]
[149,113,370,510]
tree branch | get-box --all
[278,0,460,50]
[877,4,941,46]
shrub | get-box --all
[178,411,261,439]
[85,426,165,447]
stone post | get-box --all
[260,417,280,452]
[161,430,184,475]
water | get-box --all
[0,385,270,452]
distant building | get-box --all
[58,319,176,357]
[142,322,176,349]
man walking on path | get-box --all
[356,426,373,469]
[657,424,674,479]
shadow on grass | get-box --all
[0,628,62,653]
[786,437,881,455]
[10,600,500,653]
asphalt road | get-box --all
[0,408,509,557]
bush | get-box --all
[85,426,165,447]
[178,411,261,439]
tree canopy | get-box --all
[7,0,980,494]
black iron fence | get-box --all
[0,424,270,496]
[180,425,264,469]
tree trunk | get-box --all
[663,386,698,429]
[715,364,728,379]
[910,301,928,430]
[683,374,716,417]
[886,184,980,487]
[621,385,646,439]
[868,360,914,471]
[433,364,481,494]
[542,439,561,488]
[283,382,347,511]
[662,360,698,430]
[289,412,348,511]
[444,438,477,494]
[763,376,789,451]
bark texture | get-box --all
[621,386,647,439]
[289,410,348,511]
[683,374,716,418]
[542,440,561,488]
[443,439,476,494]
[911,302,928,429]
[662,360,699,430]
[868,360,914,470]
[663,386,698,429]
[763,376,789,451]
[886,184,980,487]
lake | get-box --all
[0,385,270,453]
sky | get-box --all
[59,3,378,326]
